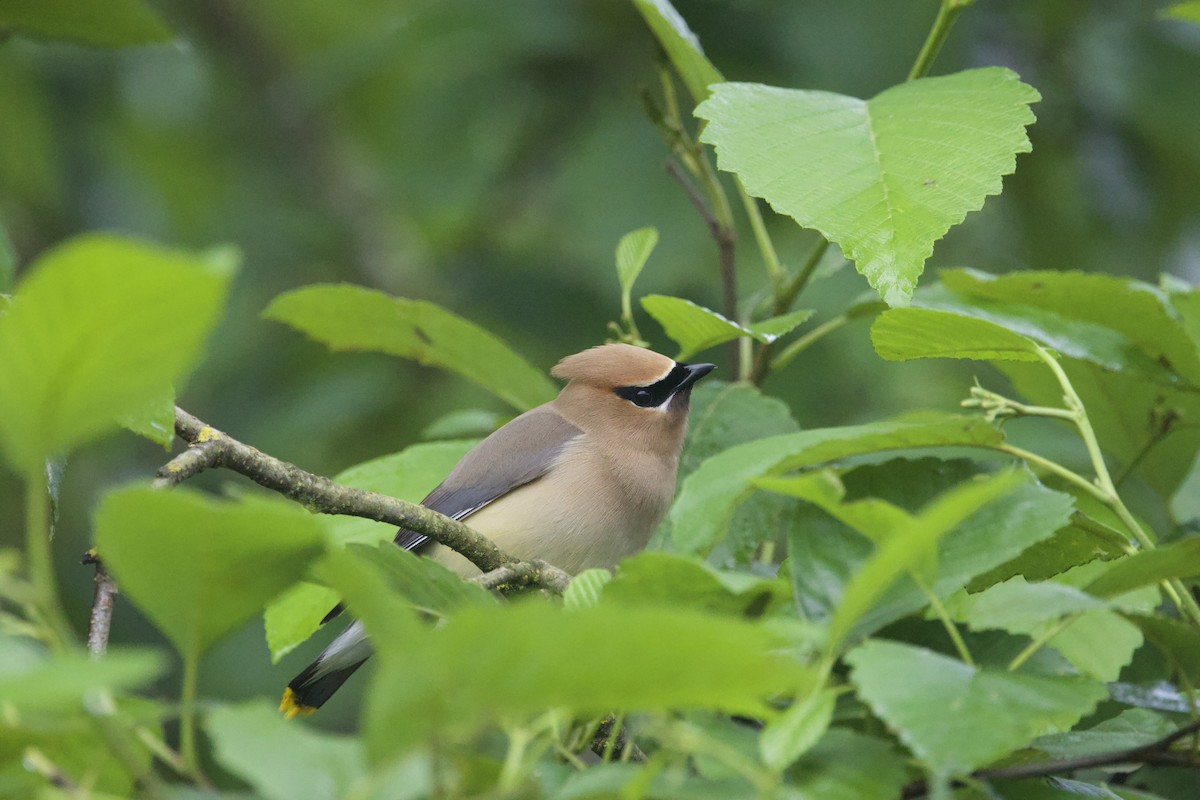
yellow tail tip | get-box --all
[279,687,316,720]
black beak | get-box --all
[678,362,716,390]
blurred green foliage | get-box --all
[3,1,1200,797]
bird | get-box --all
[280,343,715,717]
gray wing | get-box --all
[322,405,580,624]
[397,404,582,550]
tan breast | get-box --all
[426,435,676,577]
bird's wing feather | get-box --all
[321,406,580,626]
[402,404,582,546]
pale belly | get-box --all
[424,454,671,578]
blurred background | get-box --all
[2,0,1198,729]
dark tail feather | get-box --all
[280,659,365,718]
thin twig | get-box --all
[163,407,510,574]
[901,717,1200,798]
[82,551,118,656]
[665,158,739,376]
[471,559,571,595]
[748,238,830,385]
[907,0,974,82]
[160,408,573,595]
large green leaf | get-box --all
[344,541,495,616]
[785,467,1073,647]
[954,567,1158,681]
[322,551,811,763]
[264,440,475,662]
[641,295,812,360]
[630,0,724,103]
[1128,613,1200,687]
[95,485,327,660]
[871,307,1043,362]
[769,470,1025,651]
[1084,537,1200,598]
[0,235,234,471]
[0,637,164,711]
[603,552,790,617]
[1031,708,1174,760]
[784,729,908,800]
[206,703,368,800]
[264,284,556,411]
[0,0,171,47]
[933,271,1200,497]
[847,639,1106,775]
[658,380,800,560]
[670,415,1004,553]
[696,69,1039,305]
[942,269,1200,382]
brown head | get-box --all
[550,344,715,455]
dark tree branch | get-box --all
[471,560,571,594]
[81,551,118,656]
[665,158,739,377]
[158,407,572,591]
[590,715,647,763]
[901,718,1200,798]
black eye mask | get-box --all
[614,362,715,408]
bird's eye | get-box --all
[634,389,654,406]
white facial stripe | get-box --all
[641,362,676,386]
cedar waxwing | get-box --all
[280,344,715,716]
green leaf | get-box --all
[786,467,1073,640]
[942,269,1200,382]
[0,235,234,471]
[759,689,835,772]
[809,470,1024,651]
[603,552,789,617]
[677,381,800,480]
[871,307,1043,362]
[0,637,164,710]
[1031,708,1174,760]
[206,703,367,800]
[967,517,1128,589]
[956,563,1158,681]
[936,271,1200,499]
[118,387,178,449]
[785,729,908,800]
[747,308,814,341]
[630,0,724,103]
[961,578,1109,630]
[1127,613,1200,687]
[615,227,658,304]
[847,639,1106,774]
[345,541,495,616]
[264,284,556,411]
[1083,537,1200,598]
[332,557,812,761]
[419,409,503,441]
[697,69,1039,306]
[0,0,171,48]
[264,440,474,662]
[563,568,612,611]
[670,415,1004,554]
[1161,1,1200,24]
[657,380,800,559]
[95,485,327,660]
[641,294,758,359]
